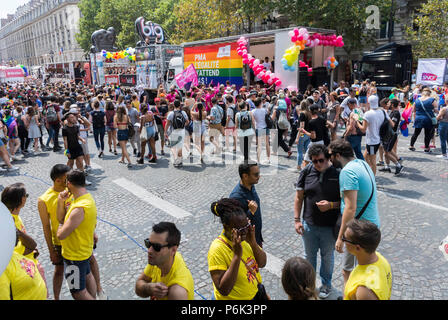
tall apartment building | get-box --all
[0,0,84,68]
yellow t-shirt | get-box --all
[12,214,26,256]
[207,232,261,300]
[143,252,194,300]
[0,251,47,300]
[132,100,140,112]
[60,193,97,261]
[344,252,392,300]
[38,187,62,246]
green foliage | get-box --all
[275,0,393,56]
[405,0,448,59]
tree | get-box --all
[75,0,102,53]
[405,0,448,59]
[275,0,393,57]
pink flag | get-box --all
[175,64,198,89]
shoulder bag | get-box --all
[333,161,375,239]
[419,99,437,126]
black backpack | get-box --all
[265,110,274,129]
[91,111,105,128]
[379,110,394,143]
[239,111,252,130]
[219,102,227,126]
[172,110,186,129]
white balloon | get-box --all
[0,202,15,276]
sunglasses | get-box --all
[312,158,326,164]
[341,236,358,246]
[144,238,171,252]
[236,222,251,234]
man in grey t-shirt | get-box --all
[126,100,141,157]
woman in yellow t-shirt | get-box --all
[0,251,47,300]
[207,198,268,300]
[1,183,48,296]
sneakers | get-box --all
[0,167,6,172]
[97,290,108,300]
[409,146,416,151]
[395,164,404,176]
[6,166,19,172]
[379,167,391,173]
[436,154,448,160]
[137,158,144,164]
[377,161,385,166]
[318,285,332,299]
[98,151,104,158]
[85,165,92,172]
[85,179,92,186]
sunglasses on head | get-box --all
[341,236,358,246]
[144,238,172,252]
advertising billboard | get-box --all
[183,42,243,86]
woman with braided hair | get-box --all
[207,198,268,300]
[281,257,318,300]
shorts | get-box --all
[209,123,222,138]
[225,127,237,137]
[343,250,357,272]
[157,124,165,137]
[169,129,185,149]
[255,128,270,137]
[145,125,156,139]
[52,245,63,266]
[68,146,84,160]
[106,126,116,133]
[0,139,3,147]
[358,96,367,104]
[383,133,398,152]
[63,256,92,293]
[366,143,380,155]
[117,129,129,141]
[80,141,89,155]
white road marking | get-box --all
[90,161,103,170]
[378,191,448,213]
[112,178,192,219]
[264,252,284,278]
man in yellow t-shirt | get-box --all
[56,169,98,300]
[342,219,392,300]
[38,164,71,300]
[135,222,194,300]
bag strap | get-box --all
[356,161,375,220]
[419,99,434,121]
[217,236,261,285]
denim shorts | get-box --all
[0,139,3,147]
[63,256,92,293]
[117,129,129,141]
[358,96,367,104]
[255,128,270,137]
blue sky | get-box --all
[1,0,29,19]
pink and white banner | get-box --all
[175,64,198,89]
[416,58,447,86]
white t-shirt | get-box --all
[252,108,267,129]
[364,108,389,145]
[262,62,271,70]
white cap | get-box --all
[368,95,379,109]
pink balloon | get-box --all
[314,39,320,45]
[299,28,307,35]
[275,80,282,86]
[268,78,274,85]
[253,59,260,66]
[288,31,295,37]
[308,68,313,72]
[340,41,344,47]
[291,35,297,42]
[243,59,249,64]
[269,73,275,79]
[297,35,303,41]
[302,33,309,41]
[243,53,248,59]
[294,28,299,36]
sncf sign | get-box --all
[421,73,437,81]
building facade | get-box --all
[0,0,84,68]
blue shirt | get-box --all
[339,159,380,227]
[246,99,256,111]
[229,183,263,246]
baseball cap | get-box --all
[347,98,357,105]
[368,95,379,109]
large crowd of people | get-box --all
[0,77,447,300]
